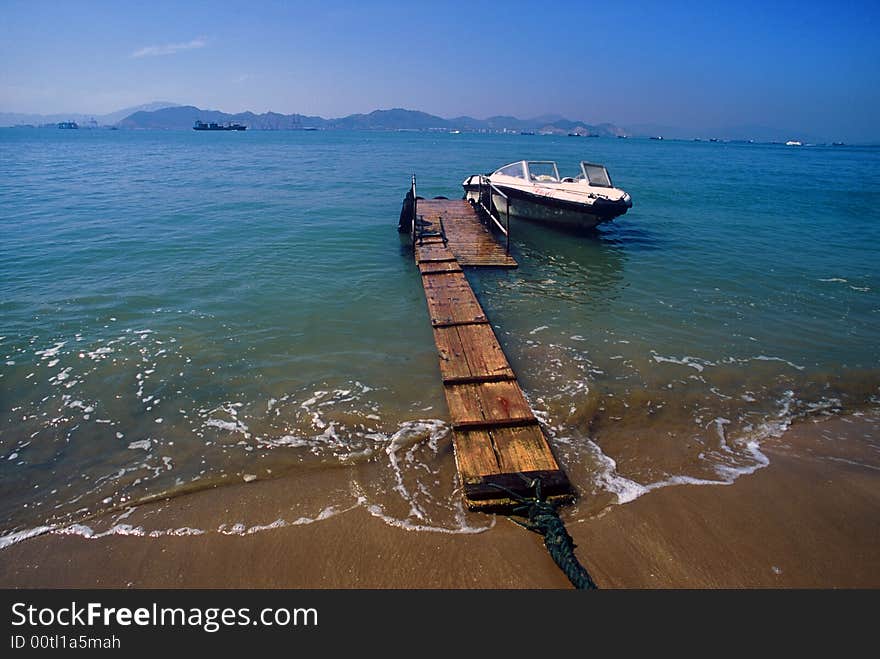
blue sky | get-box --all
[1,0,878,140]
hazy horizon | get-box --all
[2,0,878,142]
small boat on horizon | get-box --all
[463,160,632,230]
[785,140,802,146]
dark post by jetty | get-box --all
[400,177,573,512]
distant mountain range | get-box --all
[1,102,834,142]
[113,105,627,136]
[0,102,181,128]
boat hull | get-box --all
[463,177,630,230]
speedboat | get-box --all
[463,160,632,230]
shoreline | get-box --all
[1,413,877,589]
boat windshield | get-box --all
[494,161,527,179]
[526,161,560,183]
[579,161,613,187]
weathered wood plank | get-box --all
[441,373,516,385]
[423,282,487,327]
[442,380,533,426]
[421,271,471,292]
[443,383,486,426]
[419,261,462,275]
[451,417,539,431]
[425,296,486,327]
[476,380,534,423]
[416,244,455,263]
[456,323,514,379]
[432,326,470,381]
[430,319,490,329]
[491,425,561,473]
[451,429,500,479]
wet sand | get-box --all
[1,414,878,588]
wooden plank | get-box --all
[421,270,470,291]
[423,282,486,327]
[491,425,561,473]
[451,429,501,479]
[432,326,469,381]
[456,323,514,379]
[419,261,462,275]
[421,268,462,276]
[425,295,486,327]
[450,427,560,477]
[451,417,539,431]
[416,244,454,262]
[418,256,458,264]
[451,427,571,505]
[431,319,489,329]
[441,373,516,385]
[477,379,534,422]
[443,383,486,426]
[442,380,534,426]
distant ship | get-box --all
[785,140,802,146]
[193,120,246,131]
[57,121,79,129]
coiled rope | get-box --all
[489,477,597,590]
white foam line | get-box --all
[588,441,649,504]
[363,502,493,534]
[0,526,54,550]
[751,355,805,371]
[217,504,358,536]
[712,440,770,479]
[823,456,880,472]
[204,417,251,438]
[384,420,448,521]
[585,432,773,507]
[650,352,710,372]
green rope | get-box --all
[490,478,598,590]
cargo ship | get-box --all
[193,120,246,131]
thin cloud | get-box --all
[131,37,207,58]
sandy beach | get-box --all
[1,413,877,589]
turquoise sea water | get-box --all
[1,129,878,541]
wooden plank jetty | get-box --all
[407,192,573,511]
